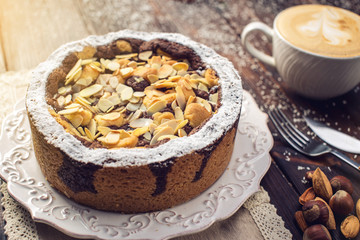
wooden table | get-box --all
[1,0,360,239]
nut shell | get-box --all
[330,175,353,195]
[341,215,360,239]
[312,168,333,201]
[329,190,354,216]
[303,224,332,240]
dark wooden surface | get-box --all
[0,0,360,239]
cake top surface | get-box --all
[27,30,243,167]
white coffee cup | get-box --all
[241,4,360,99]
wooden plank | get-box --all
[0,0,92,71]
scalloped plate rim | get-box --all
[0,91,273,240]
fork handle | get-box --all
[330,150,360,172]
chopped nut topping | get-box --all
[51,40,220,149]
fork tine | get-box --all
[275,108,310,142]
[269,110,305,153]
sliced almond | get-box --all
[157,135,178,141]
[209,93,219,104]
[115,53,138,59]
[57,96,65,107]
[143,131,152,140]
[198,83,209,92]
[97,126,111,136]
[139,51,153,61]
[105,132,120,145]
[133,91,146,98]
[132,126,149,137]
[147,74,159,84]
[64,95,72,105]
[175,119,189,132]
[88,119,97,137]
[102,112,121,121]
[174,107,184,120]
[58,86,67,95]
[175,86,186,110]
[119,67,134,79]
[58,107,80,115]
[97,98,114,112]
[120,87,134,101]
[172,62,189,72]
[129,118,153,128]
[126,102,141,112]
[80,84,103,97]
[77,127,86,136]
[150,126,174,145]
[128,109,142,122]
[178,128,187,137]
[65,114,83,128]
[147,100,167,115]
[107,61,120,71]
[65,59,82,82]
[158,64,173,79]
[109,76,119,89]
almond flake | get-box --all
[150,126,174,145]
[126,102,141,112]
[143,131,152,140]
[121,87,134,101]
[129,118,153,128]
[97,126,111,136]
[105,132,120,145]
[175,86,186,110]
[65,114,83,128]
[102,112,121,121]
[107,94,121,105]
[133,91,146,98]
[148,74,159,84]
[156,119,179,133]
[80,84,103,97]
[65,67,82,85]
[77,77,93,87]
[58,87,67,95]
[65,59,82,81]
[58,107,80,115]
[98,98,114,112]
[139,51,153,61]
[158,135,178,141]
[88,119,97,137]
[77,127,86,136]
[107,61,120,71]
[81,58,96,65]
[64,95,72,105]
[174,107,184,120]
[120,67,134,79]
[198,83,209,92]
[172,62,189,72]
[158,64,173,79]
[133,127,149,137]
[89,62,104,73]
[129,96,140,103]
[109,76,119,89]
[115,53,138,59]
[209,93,219,104]
[147,100,167,115]
[178,128,187,137]
[175,119,189,132]
[129,109,142,122]
[57,96,65,107]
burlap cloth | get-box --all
[0,71,292,240]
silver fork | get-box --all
[269,108,360,172]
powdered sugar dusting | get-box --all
[26,30,243,167]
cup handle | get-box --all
[241,22,275,67]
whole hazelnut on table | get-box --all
[330,175,353,195]
[302,200,329,225]
[303,224,332,240]
[329,190,354,216]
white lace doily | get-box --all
[0,71,292,240]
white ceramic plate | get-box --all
[0,91,272,240]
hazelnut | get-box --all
[330,175,353,195]
[341,215,360,239]
[303,224,332,240]
[329,190,354,216]
[302,200,329,225]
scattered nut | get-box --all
[184,103,211,128]
[341,215,360,239]
[295,211,308,232]
[312,168,333,202]
[305,170,315,181]
[303,224,332,240]
[302,200,329,225]
[330,175,353,195]
[315,197,336,230]
[299,187,316,205]
[329,190,354,216]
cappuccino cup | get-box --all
[241,4,360,99]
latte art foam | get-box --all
[276,5,360,57]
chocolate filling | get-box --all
[58,154,101,193]
[148,158,175,196]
